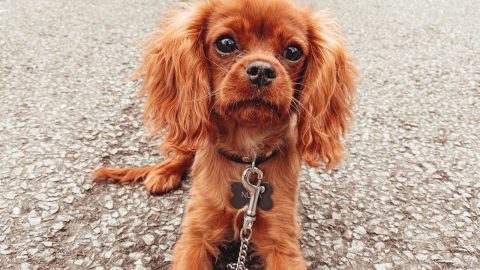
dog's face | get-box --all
[138,0,356,168]
[205,0,308,124]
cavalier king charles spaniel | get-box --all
[95,0,356,269]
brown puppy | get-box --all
[95,0,356,269]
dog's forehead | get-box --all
[207,0,309,41]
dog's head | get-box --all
[138,0,356,168]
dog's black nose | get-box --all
[245,61,276,88]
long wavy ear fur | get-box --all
[297,12,357,169]
[135,3,213,156]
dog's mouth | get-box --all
[225,99,281,114]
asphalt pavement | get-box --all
[0,0,479,269]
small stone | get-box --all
[350,240,364,252]
[12,207,21,215]
[49,202,60,214]
[135,264,146,270]
[3,192,17,200]
[161,200,172,209]
[118,207,128,216]
[372,226,388,235]
[304,248,315,257]
[51,222,64,232]
[28,214,42,226]
[402,250,414,259]
[333,239,343,251]
[72,186,81,194]
[0,200,7,209]
[415,253,429,261]
[27,248,38,255]
[142,234,155,245]
[105,200,114,210]
[34,193,48,201]
[0,249,12,255]
[353,225,367,238]
[332,212,341,220]
[164,254,173,262]
[163,225,175,231]
[374,263,393,270]
[375,242,385,250]
[64,196,75,204]
[129,252,144,260]
[20,262,31,270]
[104,250,113,259]
[121,241,135,248]
[0,244,10,255]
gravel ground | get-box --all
[1,0,479,269]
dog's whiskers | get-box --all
[187,89,221,102]
[205,57,229,73]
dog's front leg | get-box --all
[171,201,230,270]
[253,214,307,270]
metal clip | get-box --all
[241,161,265,230]
[228,160,264,270]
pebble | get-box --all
[105,200,114,210]
[142,234,155,245]
[129,252,144,260]
[64,196,75,204]
[27,248,38,256]
[20,262,31,270]
[51,222,65,232]
[374,263,393,270]
[135,264,146,270]
[415,252,429,261]
[353,225,367,238]
[12,207,21,215]
[3,192,17,200]
[164,254,173,262]
[28,215,42,226]
[374,242,385,250]
[350,240,364,252]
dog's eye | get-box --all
[283,46,303,62]
[215,36,238,54]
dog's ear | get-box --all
[297,12,357,169]
[136,3,213,156]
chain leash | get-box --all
[227,160,265,270]
[227,227,251,270]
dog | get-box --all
[95,0,356,269]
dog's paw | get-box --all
[144,169,182,195]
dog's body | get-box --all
[95,0,356,269]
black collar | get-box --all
[218,148,279,166]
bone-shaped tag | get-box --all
[230,182,273,211]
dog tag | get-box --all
[231,182,273,211]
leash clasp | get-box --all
[229,159,265,270]
[241,161,265,229]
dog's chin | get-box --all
[218,99,288,125]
